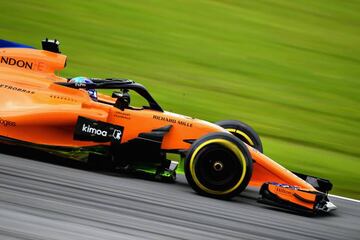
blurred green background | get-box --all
[1,0,359,198]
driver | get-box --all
[69,76,97,101]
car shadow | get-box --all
[0,143,110,172]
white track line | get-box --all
[329,194,360,203]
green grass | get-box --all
[1,0,359,198]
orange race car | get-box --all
[0,39,336,215]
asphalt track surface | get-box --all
[0,152,359,240]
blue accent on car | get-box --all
[0,39,35,49]
[69,77,98,100]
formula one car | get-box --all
[0,39,336,215]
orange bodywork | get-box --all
[0,47,316,196]
[267,184,317,209]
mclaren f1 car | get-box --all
[0,39,336,215]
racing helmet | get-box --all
[69,77,97,100]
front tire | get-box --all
[185,132,253,199]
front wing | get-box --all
[259,182,336,214]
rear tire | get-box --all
[185,132,253,199]
[215,120,263,153]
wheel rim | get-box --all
[189,139,247,195]
[195,144,243,191]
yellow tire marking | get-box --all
[226,128,254,146]
[189,139,247,195]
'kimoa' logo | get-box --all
[112,129,122,140]
[82,124,108,137]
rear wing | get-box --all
[0,39,67,76]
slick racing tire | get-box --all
[215,120,263,153]
[185,132,253,199]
